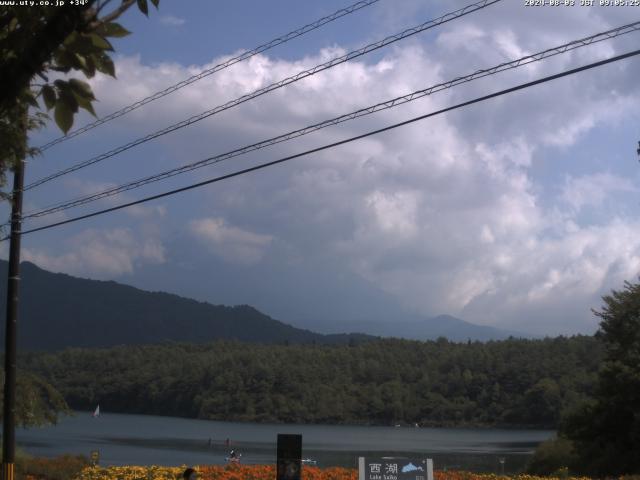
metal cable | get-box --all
[24,0,502,191]
[9,47,640,240]
[36,0,380,152]
[21,20,640,220]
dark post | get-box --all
[2,158,25,480]
[277,434,302,480]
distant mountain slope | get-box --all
[0,261,373,351]
[0,261,525,350]
[386,314,528,342]
[294,314,528,342]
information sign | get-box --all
[358,457,433,480]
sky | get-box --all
[4,0,640,336]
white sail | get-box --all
[93,405,100,417]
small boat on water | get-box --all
[302,459,317,466]
[225,451,241,464]
[92,405,100,417]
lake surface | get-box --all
[17,412,554,473]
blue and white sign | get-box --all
[358,457,434,480]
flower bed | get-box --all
[74,465,602,480]
[76,464,357,480]
[18,454,89,480]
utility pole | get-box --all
[2,123,26,480]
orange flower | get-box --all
[75,464,606,480]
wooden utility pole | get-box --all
[2,137,25,480]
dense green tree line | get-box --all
[527,279,640,476]
[20,336,600,428]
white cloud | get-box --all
[561,172,637,212]
[22,4,640,335]
[23,228,166,278]
[462,219,640,334]
[159,15,186,27]
[189,217,273,266]
[365,190,419,238]
[52,178,168,219]
[437,24,486,52]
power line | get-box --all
[36,0,381,152]
[24,0,502,191]
[20,20,640,221]
[9,47,640,241]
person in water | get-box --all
[182,467,197,480]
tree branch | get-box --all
[87,0,136,30]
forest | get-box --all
[21,335,600,428]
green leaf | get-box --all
[63,31,78,47]
[53,48,76,70]
[101,22,131,38]
[53,79,68,91]
[84,55,96,78]
[73,92,97,117]
[68,78,95,100]
[94,53,115,77]
[65,33,95,56]
[58,90,79,114]
[73,52,87,71]
[23,91,39,108]
[54,100,73,134]
[89,33,113,51]
[50,65,72,74]
[137,0,149,15]
[41,85,56,110]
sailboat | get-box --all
[92,405,100,417]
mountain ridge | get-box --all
[0,261,375,350]
[289,312,529,342]
[0,260,524,350]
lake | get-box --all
[17,411,554,473]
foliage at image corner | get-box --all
[0,0,159,182]
[527,278,640,477]
[0,0,159,427]
[0,368,71,428]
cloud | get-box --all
[23,228,166,278]
[461,219,640,334]
[159,15,186,27]
[189,218,273,265]
[56,178,167,219]
[561,172,637,213]
[21,4,640,335]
